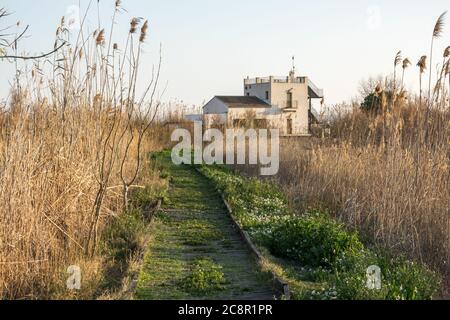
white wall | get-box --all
[203,97,229,114]
[202,75,312,136]
[243,78,310,135]
[227,107,309,136]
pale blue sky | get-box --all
[1,0,449,107]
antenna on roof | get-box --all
[289,56,296,79]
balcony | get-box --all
[276,100,299,111]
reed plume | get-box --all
[444,46,450,58]
[437,46,450,104]
[428,11,447,104]
[417,55,427,104]
[96,29,105,46]
[401,58,411,88]
[140,20,149,43]
[393,51,402,93]
[130,18,140,34]
[433,12,447,37]
[375,83,382,95]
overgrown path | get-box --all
[135,155,274,300]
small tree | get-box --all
[361,93,381,113]
[119,19,162,212]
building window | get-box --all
[265,91,269,100]
[247,93,250,96]
[287,92,293,109]
[287,119,293,135]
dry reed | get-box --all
[0,2,164,299]
[277,89,449,297]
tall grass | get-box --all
[278,76,449,297]
[0,2,165,299]
[233,16,450,297]
[269,14,450,296]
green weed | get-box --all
[182,258,227,296]
[199,164,441,300]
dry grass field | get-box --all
[0,2,169,299]
[274,18,450,295]
[278,104,449,296]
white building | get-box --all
[203,70,323,136]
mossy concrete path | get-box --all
[135,157,274,300]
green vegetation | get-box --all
[360,93,381,113]
[183,258,227,296]
[198,165,289,230]
[265,211,364,269]
[135,152,274,300]
[101,171,168,263]
[198,164,441,300]
[93,176,167,298]
[102,209,147,262]
[330,250,440,300]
